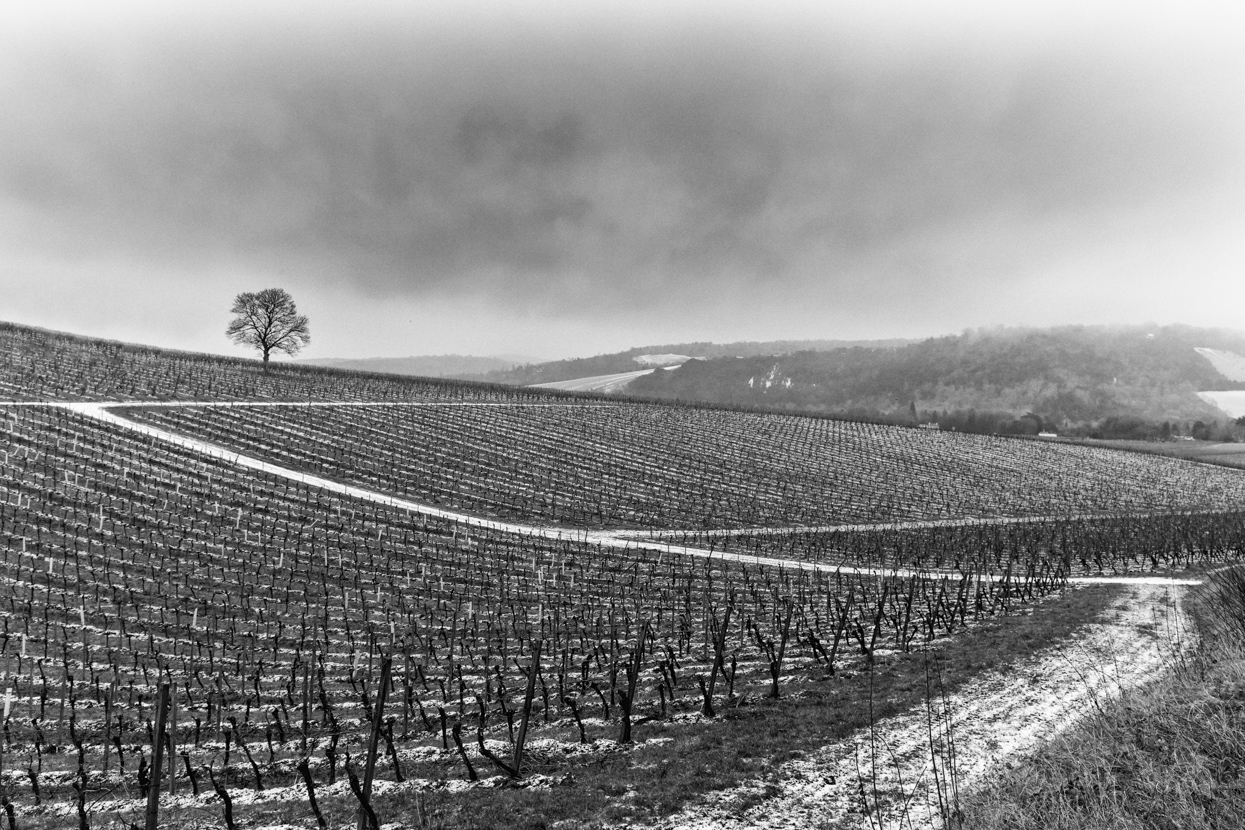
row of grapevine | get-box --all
[654,510,1245,575]
[0,405,1071,825]
[129,403,1245,530]
[0,323,554,405]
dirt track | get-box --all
[656,583,1193,830]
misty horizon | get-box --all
[3,1,1244,361]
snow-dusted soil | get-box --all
[33,769,575,823]
[654,583,1193,830]
[1199,390,1245,418]
[530,368,659,392]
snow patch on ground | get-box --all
[654,583,1193,830]
[1195,347,1245,382]
[634,354,691,368]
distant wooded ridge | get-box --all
[458,338,917,386]
[298,354,540,378]
[622,325,1245,439]
[298,339,914,381]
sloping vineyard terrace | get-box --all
[123,403,1245,531]
[650,513,1245,576]
[0,404,1070,826]
[0,323,554,405]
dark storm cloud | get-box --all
[2,3,1243,318]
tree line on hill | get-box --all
[913,408,1245,441]
[461,338,914,386]
[626,325,1245,440]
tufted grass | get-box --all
[959,568,1245,830]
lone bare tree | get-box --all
[226,288,311,366]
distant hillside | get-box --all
[465,338,914,386]
[627,325,1245,435]
[1195,348,1245,382]
[300,354,538,378]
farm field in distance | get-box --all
[0,321,1241,829]
[1070,435,1245,471]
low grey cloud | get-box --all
[2,2,1244,354]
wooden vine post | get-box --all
[357,654,392,830]
[167,691,177,796]
[145,683,171,830]
[619,620,650,743]
[512,639,542,777]
[102,683,113,772]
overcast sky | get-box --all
[2,1,1244,360]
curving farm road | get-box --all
[654,582,1193,830]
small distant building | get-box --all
[1037,431,1058,439]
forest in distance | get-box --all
[620,324,1245,441]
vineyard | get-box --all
[654,511,1245,575]
[124,403,1245,530]
[0,323,542,405]
[0,323,1243,828]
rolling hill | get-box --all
[298,353,539,377]
[627,324,1245,434]
[460,337,914,386]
